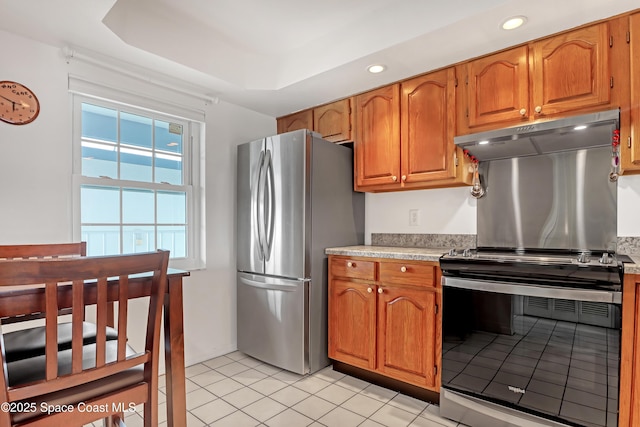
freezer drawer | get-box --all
[237,272,308,374]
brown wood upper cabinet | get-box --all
[459,22,614,134]
[462,46,529,129]
[401,69,458,184]
[354,84,401,189]
[625,12,640,172]
[277,109,313,134]
[276,99,352,143]
[314,98,351,143]
[354,69,468,192]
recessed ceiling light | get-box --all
[367,64,386,74]
[478,140,490,145]
[574,125,587,131]
[501,16,527,30]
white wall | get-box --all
[0,29,275,366]
[189,102,275,362]
[366,175,640,242]
[618,174,640,236]
[364,187,476,243]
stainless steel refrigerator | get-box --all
[236,129,364,374]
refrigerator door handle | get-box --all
[257,149,269,259]
[239,273,306,291]
[252,150,265,260]
[264,151,275,261]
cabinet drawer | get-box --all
[330,258,375,281]
[379,262,435,287]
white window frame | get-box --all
[71,93,204,271]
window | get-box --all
[72,95,203,270]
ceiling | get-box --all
[0,0,637,117]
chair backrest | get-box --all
[0,243,88,324]
[0,250,169,425]
[0,242,86,260]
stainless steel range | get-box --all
[440,111,625,427]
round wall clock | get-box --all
[0,81,40,125]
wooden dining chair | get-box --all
[0,250,169,427]
[0,242,120,372]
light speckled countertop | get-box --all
[326,245,640,274]
[325,245,447,262]
[625,255,640,274]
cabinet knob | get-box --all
[347,261,353,268]
[400,266,407,273]
[401,175,407,182]
[367,287,373,293]
[519,108,527,116]
[534,106,542,114]
[392,175,398,182]
[378,287,383,294]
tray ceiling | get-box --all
[0,0,637,116]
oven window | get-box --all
[442,288,620,427]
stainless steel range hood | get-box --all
[454,109,619,161]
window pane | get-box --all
[120,112,152,149]
[123,226,155,254]
[120,147,152,182]
[82,225,120,256]
[82,142,117,178]
[158,226,186,258]
[155,121,183,154]
[81,186,119,223]
[157,191,186,224]
[155,153,183,185]
[123,188,154,224]
[76,97,195,264]
[82,103,117,143]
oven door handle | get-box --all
[442,276,622,304]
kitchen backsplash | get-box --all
[370,234,640,253]
[371,233,476,249]
[617,237,640,255]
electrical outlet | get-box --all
[409,209,420,227]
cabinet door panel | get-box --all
[532,23,610,117]
[377,286,436,388]
[277,110,313,134]
[314,99,351,143]
[467,46,529,128]
[354,85,401,188]
[629,13,640,170]
[401,69,456,183]
[328,280,376,370]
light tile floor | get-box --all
[87,351,468,427]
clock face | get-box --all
[0,81,40,125]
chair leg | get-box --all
[143,401,158,427]
[104,412,125,427]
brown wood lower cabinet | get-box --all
[377,285,438,388]
[328,255,441,391]
[329,279,376,370]
[620,273,640,426]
